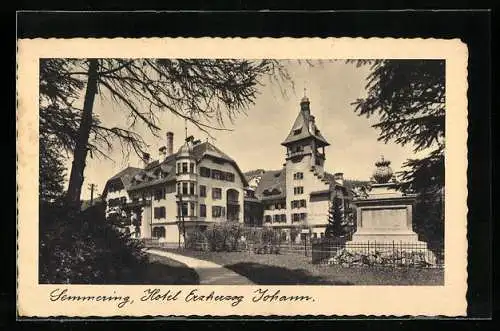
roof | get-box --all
[253,169,287,200]
[246,166,369,202]
[243,169,266,182]
[102,166,142,196]
[127,141,248,191]
[281,109,329,147]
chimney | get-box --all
[334,172,344,186]
[159,146,167,159]
[166,131,174,156]
[142,152,151,167]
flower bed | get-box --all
[325,248,439,268]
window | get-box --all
[154,207,166,219]
[225,172,235,182]
[189,163,195,173]
[293,172,304,180]
[292,213,300,222]
[312,233,318,239]
[154,188,165,200]
[200,204,206,217]
[211,169,223,180]
[190,183,195,195]
[320,232,324,239]
[178,202,188,217]
[291,200,307,209]
[182,162,188,173]
[212,187,222,200]
[199,185,207,197]
[294,186,304,195]
[176,183,181,195]
[212,206,225,218]
[293,128,302,135]
[190,202,195,216]
[176,163,181,174]
[292,145,304,153]
[182,182,188,195]
[280,214,286,223]
[300,213,307,221]
[273,214,280,223]
[200,167,211,178]
[264,215,272,223]
[153,227,165,238]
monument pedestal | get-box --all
[347,183,428,247]
[344,157,437,265]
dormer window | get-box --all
[293,128,302,135]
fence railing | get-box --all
[139,237,444,269]
[311,240,444,269]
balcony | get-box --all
[124,199,151,208]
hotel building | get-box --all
[102,96,353,242]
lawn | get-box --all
[163,249,444,286]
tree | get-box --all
[325,197,347,238]
[39,136,66,204]
[40,59,290,210]
[350,60,445,242]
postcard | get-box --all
[17,37,468,317]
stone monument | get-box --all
[347,156,425,245]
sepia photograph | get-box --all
[17,37,468,317]
[39,58,445,286]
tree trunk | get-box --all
[66,59,99,211]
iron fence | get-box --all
[311,240,444,269]
[139,237,444,269]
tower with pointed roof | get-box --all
[281,96,330,172]
[281,96,334,232]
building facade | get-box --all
[245,96,350,241]
[102,132,248,242]
[103,96,356,242]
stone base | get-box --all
[348,230,420,244]
[345,231,437,265]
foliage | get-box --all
[185,224,286,254]
[350,60,445,242]
[39,59,291,206]
[39,203,148,284]
[39,136,67,204]
[202,223,246,252]
[325,197,350,238]
[185,228,210,251]
[326,248,439,268]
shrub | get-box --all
[185,228,209,251]
[39,202,148,284]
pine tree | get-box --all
[325,197,345,238]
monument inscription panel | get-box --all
[361,208,407,230]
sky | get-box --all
[64,61,424,200]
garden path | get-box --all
[145,249,254,285]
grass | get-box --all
[163,249,444,286]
